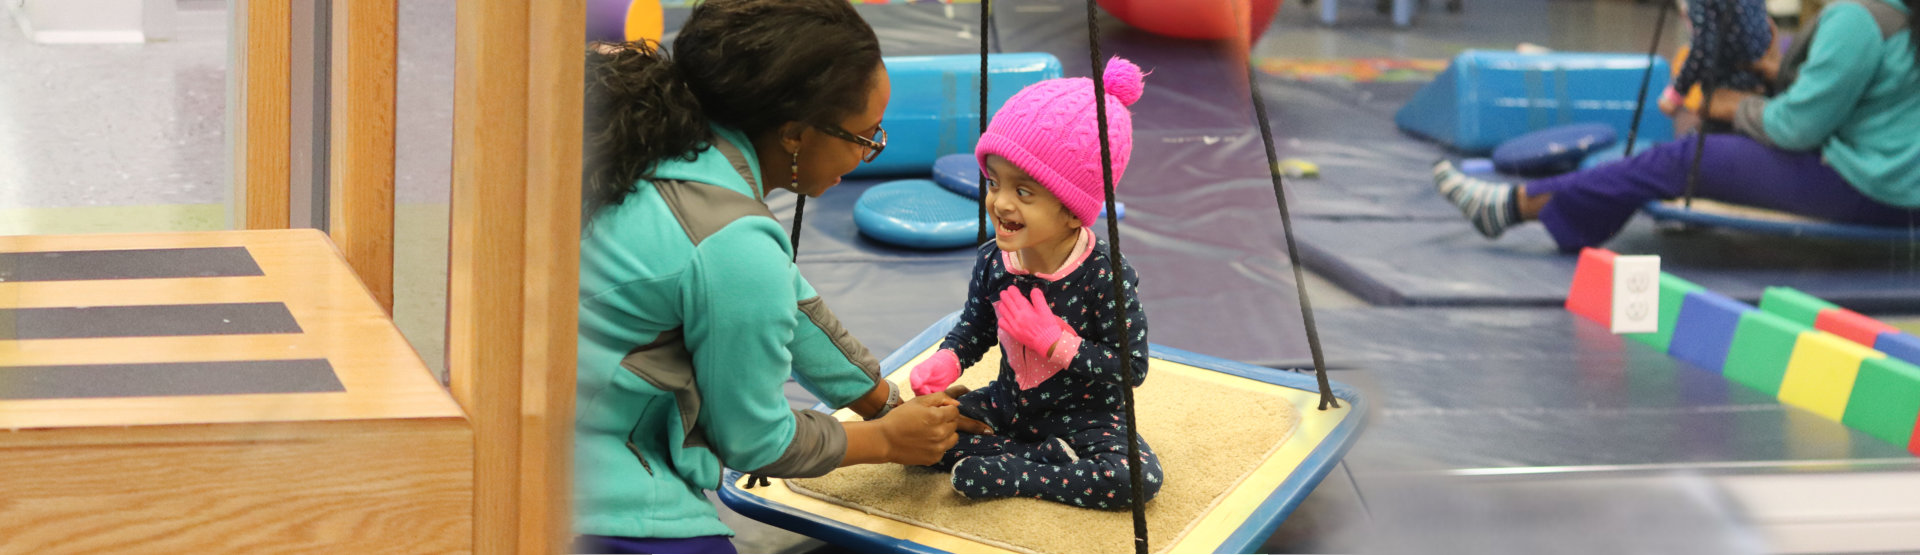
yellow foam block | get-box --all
[1778,331,1886,422]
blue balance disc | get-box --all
[930,153,1125,220]
[1642,200,1917,242]
[1491,122,1617,175]
[854,179,992,250]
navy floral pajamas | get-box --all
[933,238,1163,510]
[1677,0,1775,96]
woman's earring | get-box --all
[790,151,800,190]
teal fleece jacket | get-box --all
[1737,0,1920,207]
[574,125,882,539]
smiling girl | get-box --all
[906,57,1163,509]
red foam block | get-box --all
[1815,308,1899,348]
[1566,247,1616,326]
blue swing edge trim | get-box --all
[1640,200,1918,242]
[717,311,1369,554]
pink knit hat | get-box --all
[976,56,1146,226]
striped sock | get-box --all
[1433,160,1520,238]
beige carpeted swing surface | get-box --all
[782,347,1303,554]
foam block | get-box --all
[1814,308,1899,348]
[1723,310,1812,395]
[847,53,1064,178]
[1758,287,1838,328]
[1668,290,1754,373]
[1778,332,1885,422]
[1626,273,1703,352]
[1565,247,1616,326]
[1873,331,1920,367]
[1842,356,1920,450]
[1394,51,1675,154]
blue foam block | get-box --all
[853,179,989,250]
[1491,123,1616,175]
[1395,51,1675,154]
[1668,289,1755,373]
[928,152,1124,219]
[1641,201,1918,242]
[1874,331,1920,367]
[1459,158,1496,175]
[846,53,1063,178]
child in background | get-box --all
[1660,0,1776,118]
[908,56,1164,510]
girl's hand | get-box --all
[1753,18,1783,82]
[1657,86,1683,117]
[909,349,962,396]
[994,286,1069,353]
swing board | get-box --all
[1642,199,1917,242]
[719,312,1365,553]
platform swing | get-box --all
[723,1,1365,552]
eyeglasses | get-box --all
[814,123,887,163]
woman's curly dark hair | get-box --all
[582,0,883,223]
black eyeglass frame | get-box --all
[813,123,887,163]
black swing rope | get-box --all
[1624,0,1672,157]
[978,0,993,244]
[1077,2,1151,552]
[1230,0,1341,413]
[1683,0,1741,210]
[1625,0,1731,212]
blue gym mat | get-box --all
[1303,307,1920,473]
[1292,217,1920,311]
[1309,307,1650,364]
[1252,78,1469,221]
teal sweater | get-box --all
[574,125,882,539]
[1741,0,1920,207]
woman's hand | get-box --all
[848,380,895,420]
[941,384,995,435]
[1704,89,1756,123]
[874,393,961,466]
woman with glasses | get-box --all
[574,1,967,552]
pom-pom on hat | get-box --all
[975,56,1146,226]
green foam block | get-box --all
[1724,310,1810,396]
[1842,357,1920,449]
[1627,273,1704,352]
[1759,287,1838,328]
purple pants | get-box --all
[572,535,736,554]
[1524,133,1914,251]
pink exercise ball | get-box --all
[1096,0,1283,43]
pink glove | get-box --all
[995,286,1064,352]
[995,287,1083,390]
[909,349,961,395]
